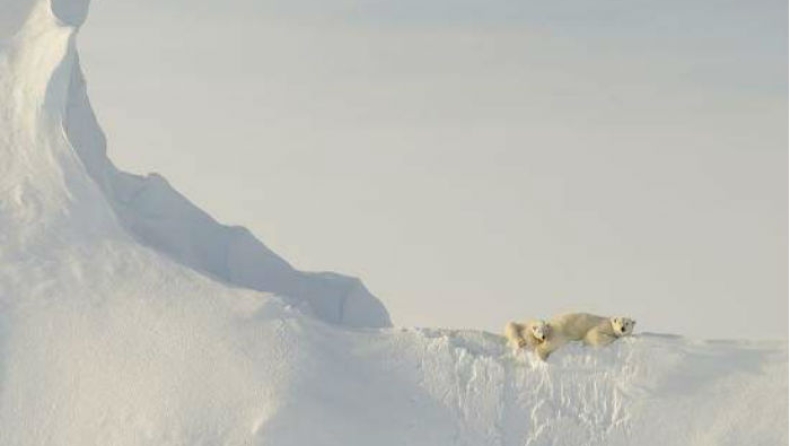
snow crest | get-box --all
[1,0,390,329]
[0,1,786,445]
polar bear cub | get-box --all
[551,312,636,347]
[503,320,549,352]
[504,320,567,361]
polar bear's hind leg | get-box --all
[583,328,615,347]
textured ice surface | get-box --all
[0,1,785,445]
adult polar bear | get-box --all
[507,313,636,361]
[554,313,636,346]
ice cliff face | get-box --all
[0,1,786,445]
[63,59,391,329]
[0,0,390,329]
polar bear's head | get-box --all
[611,317,636,336]
[529,320,549,342]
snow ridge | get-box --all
[0,1,786,445]
[1,0,390,328]
[264,319,787,445]
[63,39,391,329]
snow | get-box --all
[62,26,390,330]
[0,1,786,445]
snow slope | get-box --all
[0,1,786,445]
[64,59,391,330]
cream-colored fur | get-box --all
[550,313,608,342]
[550,312,636,348]
[585,316,636,346]
[503,320,565,361]
[504,320,548,352]
[527,313,604,360]
[506,313,636,361]
[533,330,566,361]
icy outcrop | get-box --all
[59,16,390,328]
[0,1,786,445]
[267,324,787,446]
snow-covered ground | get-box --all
[0,1,786,445]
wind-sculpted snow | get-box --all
[0,0,388,329]
[61,7,389,329]
[0,1,786,445]
[261,323,786,446]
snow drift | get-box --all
[0,0,786,445]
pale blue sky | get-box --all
[78,0,787,339]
